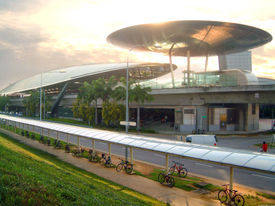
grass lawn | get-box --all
[137,168,221,192]
[0,132,166,206]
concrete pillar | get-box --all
[245,103,259,131]
[165,154,169,172]
[238,108,244,131]
[137,107,140,131]
[108,143,111,156]
[130,147,133,164]
[77,136,80,149]
[92,140,95,151]
[229,167,234,196]
[196,106,208,131]
[174,107,183,131]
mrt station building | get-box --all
[1,20,275,133]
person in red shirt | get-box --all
[262,141,268,152]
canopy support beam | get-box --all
[169,43,176,88]
[204,54,208,85]
[187,50,191,85]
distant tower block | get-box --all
[218,51,252,72]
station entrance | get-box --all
[130,108,175,130]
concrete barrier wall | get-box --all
[259,119,274,131]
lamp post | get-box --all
[40,73,43,121]
[126,47,140,133]
[125,46,139,161]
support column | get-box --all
[169,43,176,88]
[229,167,234,196]
[130,147,133,164]
[187,50,191,85]
[92,140,95,151]
[165,154,169,172]
[196,106,208,132]
[125,146,128,161]
[108,143,111,156]
[14,121,16,133]
[77,136,80,149]
[204,54,208,85]
[137,107,140,131]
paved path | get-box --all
[0,128,220,206]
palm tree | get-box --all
[113,77,153,130]
[91,75,117,125]
[22,91,40,117]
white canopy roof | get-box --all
[1,114,275,174]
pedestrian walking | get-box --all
[261,141,268,152]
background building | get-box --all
[218,51,252,72]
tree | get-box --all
[113,77,153,104]
[92,76,117,125]
[113,77,154,130]
[73,82,95,125]
[0,95,10,111]
[22,91,40,117]
[102,101,125,127]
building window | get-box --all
[252,104,256,115]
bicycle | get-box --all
[116,158,133,174]
[65,144,70,153]
[218,184,245,206]
[72,147,85,157]
[100,153,112,168]
[39,135,46,144]
[88,149,100,162]
[169,161,188,178]
[54,140,62,149]
[158,172,175,187]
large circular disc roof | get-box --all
[107,20,272,57]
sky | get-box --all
[0,0,274,90]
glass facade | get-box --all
[141,69,257,89]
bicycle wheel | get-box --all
[169,166,175,175]
[158,173,165,184]
[167,176,175,187]
[105,161,112,168]
[125,163,133,174]
[100,158,105,165]
[233,194,245,206]
[218,190,228,203]
[179,168,188,178]
[116,163,123,172]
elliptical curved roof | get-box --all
[0,63,176,95]
[107,20,272,57]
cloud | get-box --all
[0,0,43,11]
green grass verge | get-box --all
[0,131,165,206]
[139,168,223,192]
[256,192,275,199]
